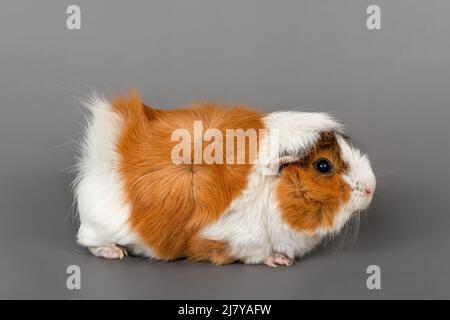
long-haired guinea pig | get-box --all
[74,91,376,267]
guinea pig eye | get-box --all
[314,158,333,174]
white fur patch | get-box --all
[74,95,155,258]
[263,111,343,155]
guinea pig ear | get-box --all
[261,154,302,176]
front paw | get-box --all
[263,253,294,268]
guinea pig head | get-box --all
[274,131,376,235]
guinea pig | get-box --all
[74,91,376,267]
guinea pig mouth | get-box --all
[357,196,373,211]
[348,192,373,214]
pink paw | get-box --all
[263,254,294,268]
[89,244,128,260]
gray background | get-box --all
[0,0,449,299]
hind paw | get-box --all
[88,244,128,260]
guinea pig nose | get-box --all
[363,187,373,197]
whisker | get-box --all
[351,213,361,246]
[374,170,394,178]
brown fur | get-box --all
[187,237,236,265]
[111,92,264,263]
[275,132,351,233]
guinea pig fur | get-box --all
[74,92,376,267]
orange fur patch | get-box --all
[112,92,264,262]
[275,132,351,233]
[187,237,236,265]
